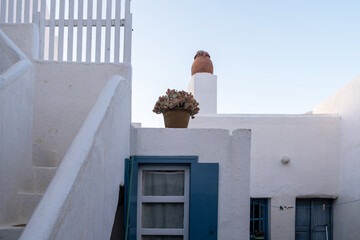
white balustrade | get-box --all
[0,0,132,63]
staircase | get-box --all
[0,144,57,240]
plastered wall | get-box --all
[0,24,132,166]
[0,24,39,61]
[132,128,251,240]
[0,29,34,224]
[33,61,131,165]
[314,75,360,240]
[190,114,340,239]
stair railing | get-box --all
[0,0,132,63]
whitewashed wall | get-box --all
[0,29,34,224]
[190,114,340,240]
[20,76,131,240]
[132,128,251,240]
[314,75,360,240]
[33,61,131,165]
[0,24,39,61]
[0,24,131,166]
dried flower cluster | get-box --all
[153,89,200,118]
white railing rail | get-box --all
[0,0,132,63]
[0,29,32,87]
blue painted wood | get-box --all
[250,199,268,240]
[312,200,332,240]
[124,156,219,240]
[295,200,311,240]
[124,159,129,238]
[189,163,219,240]
[124,157,139,240]
[295,199,332,240]
[262,199,268,240]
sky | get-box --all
[131,0,360,127]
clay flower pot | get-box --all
[163,110,191,128]
[191,50,213,76]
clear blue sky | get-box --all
[131,0,360,127]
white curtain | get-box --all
[141,170,186,240]
[143,171,184,196]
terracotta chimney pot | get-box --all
[191,50,214,76]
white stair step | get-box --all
[32,143,57,167]
[17,193,43,223]
[33,166,57,193]
[0,225,25,240]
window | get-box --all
[124,156,219,240]
[137,165,190,240]
[250,198,268,240]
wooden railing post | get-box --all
[124,0,132,64]
[0,0,6,23]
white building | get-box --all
[0,1,359,240]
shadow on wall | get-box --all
[110,185,125,240]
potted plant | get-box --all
[153,89,200,128]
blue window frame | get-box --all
[250,198,268,240]
[124,156,219,240]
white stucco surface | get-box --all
[33,61,131,165]
[20,76,131,240]
[0,29,21,74]
[0,29,34,225]
[0,42,16,74]
[0,24,39,61]
[188,73,217,114]
[314,75,360,240]
[132,128,251,240]
[190,114,340,240]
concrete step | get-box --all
[32,143,57,167]
[33,166,57,193]
[0,225,25,240]
[17,192,43,223]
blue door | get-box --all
[295,199,332,240]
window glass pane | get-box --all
[142,203,184,228]
[250,201,253,219]
[255,220,259,231]
[254,202,259,218]
[259,204,264,218]
[142,236,183,240]
[143,170,185,196]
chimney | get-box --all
[188,50,217,115]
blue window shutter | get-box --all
[190,163,219,240]
[124,158,138,240]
